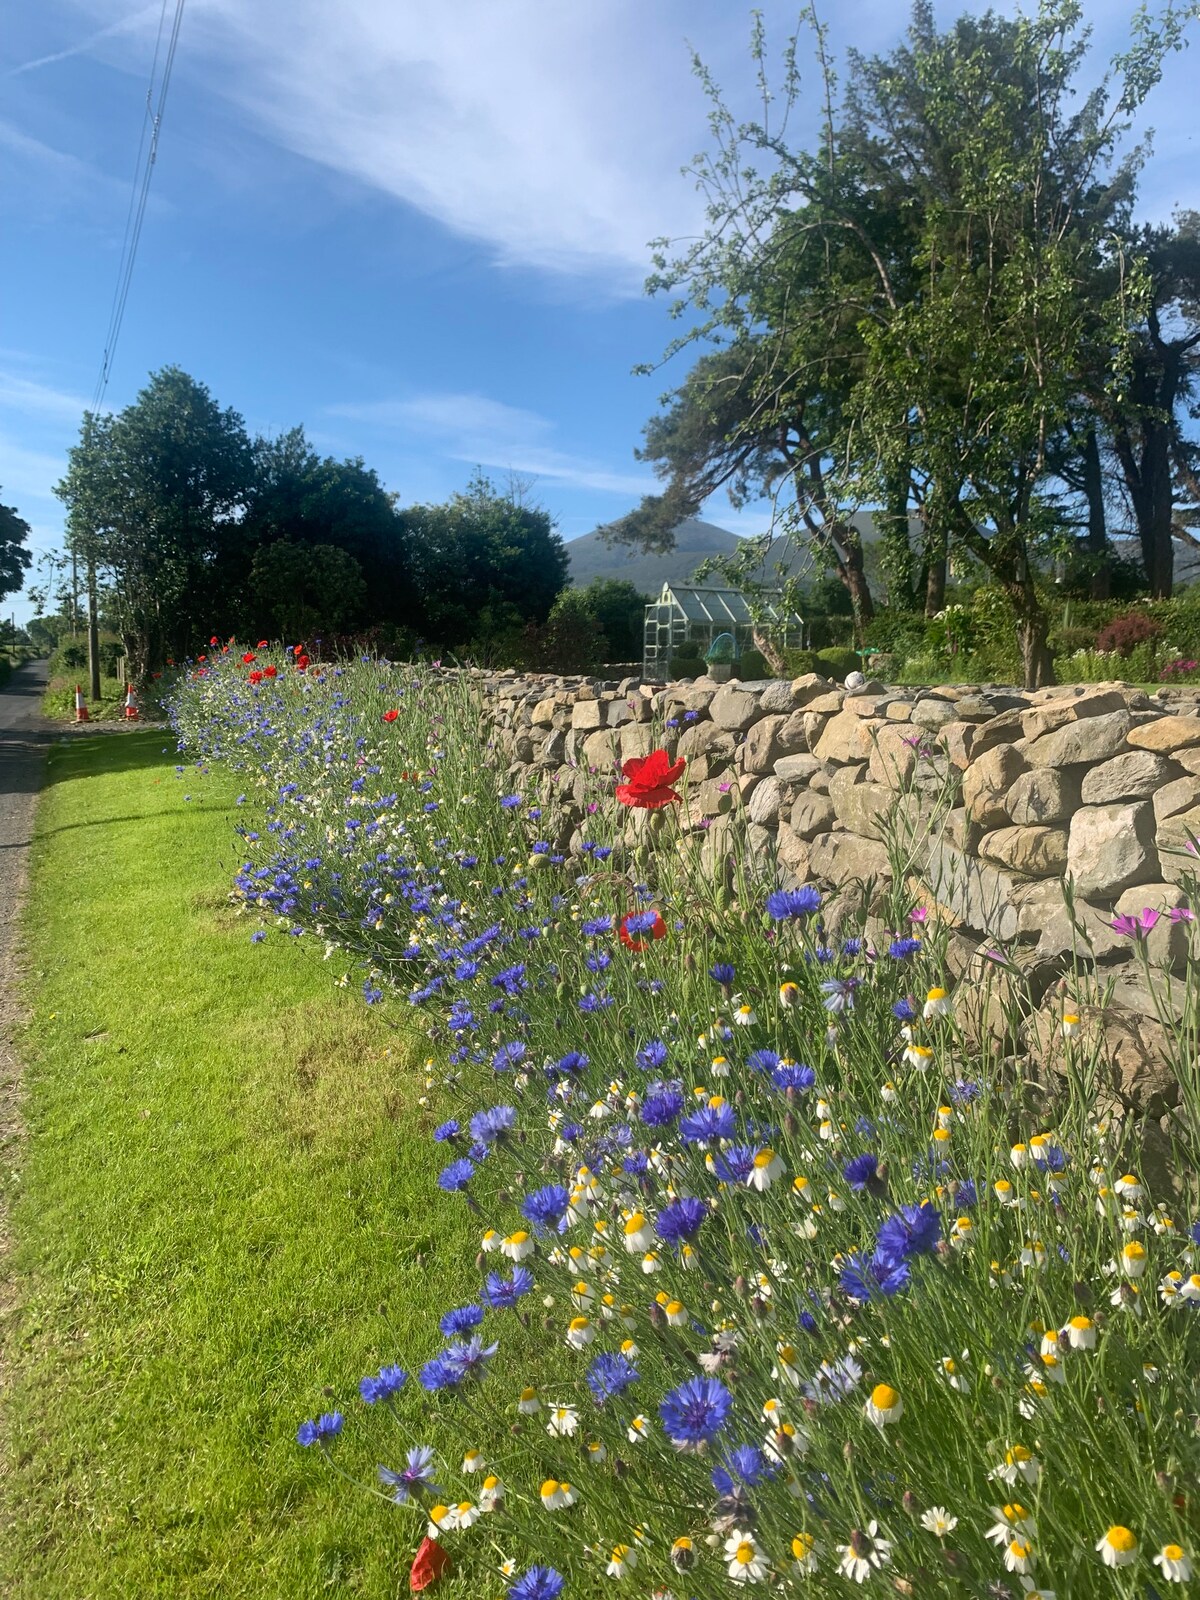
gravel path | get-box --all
[0,660,52,1398]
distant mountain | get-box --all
[565,517,742,594]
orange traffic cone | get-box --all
[123,684,139,720]
[74,684,90,723]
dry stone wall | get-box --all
[467,666,1200,1127]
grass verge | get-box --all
[1,733,477,1598]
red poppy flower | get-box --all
[619,909,667,951]
[210,635,219,646]
[382,708,400,723]
[197,653,207,662]
[264,664,277,679]
[615,748,685,809]
[242,652,257,664]
[295,653,310,672]
[257,640,268,650]
[248,669,263,685]
[409,1537,451,1591]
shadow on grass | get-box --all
[42,730,179,787]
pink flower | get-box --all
[909,907,929,924]
[1110,908,1161,938]
[1169,906,1195,923]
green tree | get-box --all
[618,2,1192,686]
[56,368,253,681]
[0,491,32,602]
[230,429,414,636]
[400,473,569,651]
[522,588,608,673]
[578,577,647,661]
[248,540,368,643]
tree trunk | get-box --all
[1143,419,1175,598]
[831,525,875,634]
[1015,600,1056,689]
[1081,425,1110,600]
[923,506,948,617]
[751,626,788,676]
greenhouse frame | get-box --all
[642,582,805,681]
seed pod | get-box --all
[901,1491,919,1518]
[733,1275,748,1297]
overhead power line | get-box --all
[90,0,187,413]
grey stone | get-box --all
[962,743,1026,829]
[1080,750,1175,805]
[581,729,620,769]
[1153,775,1200,825]
[813,710,884,764]
[941,722,975,768]
[808,830,892,886]
[977,824,1069,878]
[747,776,785,826]
[1126,714,1200,753]
[790,790,837,840]
[968,708,1026,757]
[909,698,957,731]
[677,722,737,763]
[790,673,834,705]
[759,680,800,714]
[710,684,762,731]
[1067,801,1158,896]
[774,753,822,783]
[619,722,656,763]
[829,773,894,841]
[867,724,919,789]
[924,840,1022,940]
[739,714,787,775]
[1006,767,1081,826]
[775,823,811,884]
[1019,688,1128,743]
[570,700,605,731]
[1025,709,1131,768]
[1113,882,1192,972]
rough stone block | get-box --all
[924,840,1022,939]
[962,743,1026,829]
[677,722,737,763]
[809,830,892,886]
[909,697,957,731]
[1080,750,1175,805]
[867,724,919,789]
[774,753,822,783]
[813,710,884,764]
[1024,709,1131,768]
[940,721,975,768]
[747,776,785,826]
[581,729,620,769]
[978,824,1069,878]
[570,700,605,731]
[790,673,833,705]
[1067,801,1158,896]
[790,790,837,840]
[1153,775,1200,825]
[1126,714,1200,753]
[829,774,894,841]
[741,714,798,775]
[1005,767,1080,826]
[710,684,761,731]
[1019,687,1128,742]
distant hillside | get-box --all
[566,517,742,593]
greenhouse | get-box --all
[642,581,805,681]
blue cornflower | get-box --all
[679,1102,736,1144]
[296,1411,343,1447]
[709,962,736,985]
[659,1375,733,1447]
[1030,1141,1068,1172]
[877,1201,942,1260]
[839,1250,911,1301]
[500,795,522,809]
[623,1150,649,1175]
[888,937,922,960]
[656,1197,707,1245]
[636,1039,669,1071]
[492,1041,527,1072]
[1190,1220,1200,1248]
[436,1158,475,1193]
[377,1445,442,1503]
[482,1266,534,1309]
[578,993,613,1012]
[841,937,864,956]
[581,916,613,936]
[359,1364,408,1403]
[433,1119,460,1142]
[820,976,860,1012]
[508,1568,565,1600]
[843,1152,882,1192]
[950,1077,981,1103]
[521,1184,571,1234]
[954,1177,978,1207]
[771,1061,817,1092]
[470,1105,516,1145]
[441,1335,498,1383]
[586,1350,638,1404]
[439,1304,485,1337]
[250,930,266,944]
[491,962,528,995]
[641,1089,685,1128]
[766,885,822,920]
[712,1443,769,1494]
[747,1048,779,1074]
[549,1050,589,1079]
[713,1144,758,1183]
[623,909,661,935]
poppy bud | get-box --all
[902,1491,920,1517]
[783,1111,798,1135]
[323,1385,336,1398]
[843,1441,855,1467]
[684,951,697,972]
[733,1275,748,1297]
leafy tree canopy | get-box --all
[0,490,32,603]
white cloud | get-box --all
[330,391,655,497]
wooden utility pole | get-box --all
[87,556,101,701]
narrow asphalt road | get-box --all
[0,659,52,1368]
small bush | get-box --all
[781,647,818,677]
[50,640,88,674]
[1095,610,1163,656]
[737,647,770,680]
[815,645,860,679]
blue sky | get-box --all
[3,0,1199,623]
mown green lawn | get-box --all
[2,733,480,1598]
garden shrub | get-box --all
[737,647,769,680]
[1095,611,1163,657]
[814,645,859,679]
[168,649,1200,1600]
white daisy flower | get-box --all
[724,1529,769,1584]
[1095,1526,1138,1568]
[920,1507,958,1536]
[836,1523,892,1584]
[1153,1544,1193,1583]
